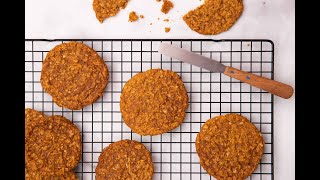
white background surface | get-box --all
[25,0,295,179]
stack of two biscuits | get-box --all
[25,109,81,179]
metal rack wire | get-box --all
[25,39,274,180]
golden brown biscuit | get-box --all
[161,0,174,14]
[196,114,264,180]
[183,0,243,35]
[95,140,153,180]
[25,170,78,180]
[129,11,138,22]
[25,108,47,140]
[40,42,108,110]
[93,0,130,23]
[25,112,81,176]
[120,69,188,136]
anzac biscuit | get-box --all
[120,69,188,136]
[25,170,78,180]
[93,0,130,23]
[183,0,243,35]
[25,114,81,176]
[95,140,153,180]
[196,114,264,180]
[41,42,108,110]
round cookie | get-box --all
[25,115,81,176]
[120,69,188,136]
[41,42,109,110]
[183,0,243,35]
[196,114,264,180]
[95,140,153,180]
[25,170,78,180]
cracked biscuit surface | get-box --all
[41,42,108,110]
[196,114,264,180]
[25,109,81,176]
[95,140,153,180]
[183,0,243,35]
[120,69,188,136]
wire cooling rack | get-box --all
[25,39,274,180]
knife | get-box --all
[158,43,293,99]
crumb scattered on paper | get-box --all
[161,0,173,14]
[129,11,138,22]
[165,27,171,33]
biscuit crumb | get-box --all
[129,11,139,22]
[156,0,161,1]
[163,18,169,22]
[140,15,144,18]
[150,23,153,25]
[161,0,173,14]
[165,27,171,33]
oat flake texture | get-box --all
[95,140,153,180]
[183,0,243,35]
[25,108,47,140]
[196,114,264,180]
[25,170,78,180]
[25,109,81,177]
[93,0,130,23]
[40,42,109,110]
[120,69,189,136]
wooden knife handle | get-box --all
[224,66,293,99]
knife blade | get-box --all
[158,43,226,73]
[158,43,294,99]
